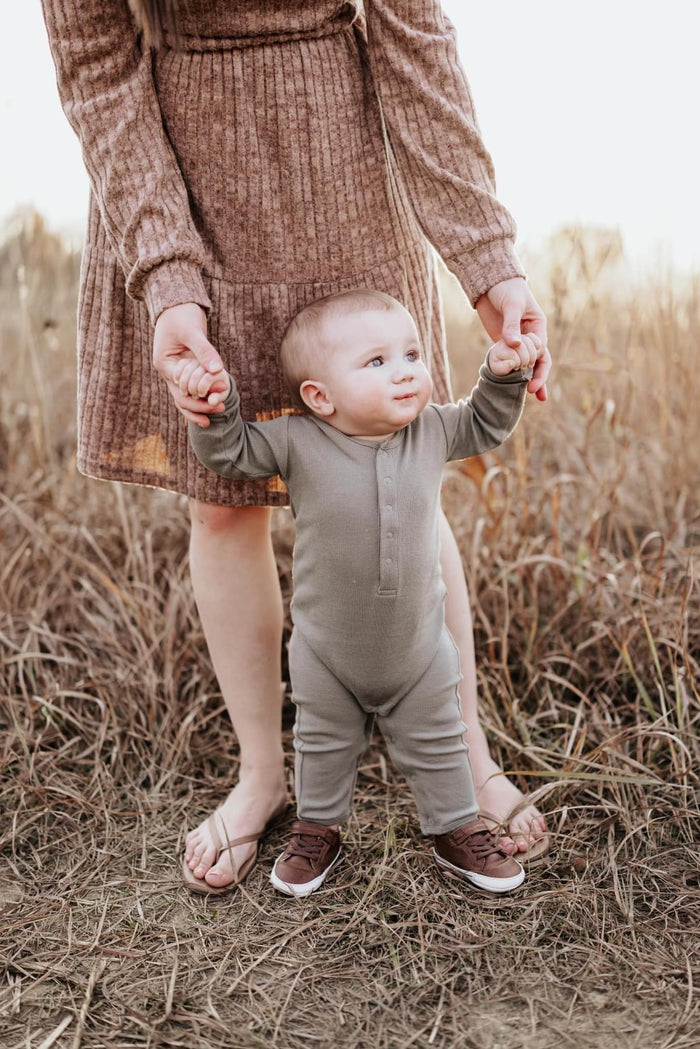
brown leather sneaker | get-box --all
[270,821,341,897]
[433,817,525,894]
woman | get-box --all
[41,0,551,893]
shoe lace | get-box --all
[452,826,505,859]
[284,833,326,863]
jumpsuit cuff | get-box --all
[482,355,534,384]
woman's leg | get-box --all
[439,511,547,854]
[183,502,288,888]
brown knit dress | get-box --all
[41,0,524,506]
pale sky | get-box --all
[2,1,698,273]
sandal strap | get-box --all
[478,809,500,822]
[207,814,266,855]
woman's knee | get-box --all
[188,499,272,540]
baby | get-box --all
[185,289,541,898]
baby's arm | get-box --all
[188,372,289,480]
[435,338,540,462]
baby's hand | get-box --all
[488,334,542,377]
[173,358,231,405]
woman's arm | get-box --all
[363,0,525,307]
[364,0,550,397]
[40,0,210,324]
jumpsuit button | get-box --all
[385,558,392,565]
[384,478,391,485]
[387,531,393,538]
[385,505,392,512]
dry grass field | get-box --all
[1,211,698,1049]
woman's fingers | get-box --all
[501,300,525,349]
[527,346,552,401]
[187,327,224,374]
[522,319,549,400]
[522,314,548,349]
[178,390,225,413]
[180,407,212,427]
[157,353,188,384]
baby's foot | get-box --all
[471,753,548,856]
[184,775,288,889]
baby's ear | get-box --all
[299,380,334,417]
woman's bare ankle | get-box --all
[238,758,287,791]
[462,730,495,777]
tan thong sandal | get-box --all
[182,800,289,896]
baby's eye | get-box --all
[406,349,420,362]
[366,356,383,368]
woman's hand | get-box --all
[152,302,229,427]
[475,277,551,401]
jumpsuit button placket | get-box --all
[377,446,398,594]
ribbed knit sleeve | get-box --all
[364,0,526,305]
[40,0,211,324]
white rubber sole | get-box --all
[270,848,342,897]
[433,850,525,893]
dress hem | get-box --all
[77,458,291,507]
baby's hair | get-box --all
[279,288,404,410]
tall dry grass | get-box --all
[0,210,698,1049]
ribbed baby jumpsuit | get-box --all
[190,360,529,834]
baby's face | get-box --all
[307,306,433,438]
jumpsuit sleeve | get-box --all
[188,376,290,481]
[40,0,211,324]
[432,356,530,461]
[363,0,526,305]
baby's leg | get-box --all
[289,632,373,826]
[375,629,478,836]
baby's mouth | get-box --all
[394,392,416,400]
